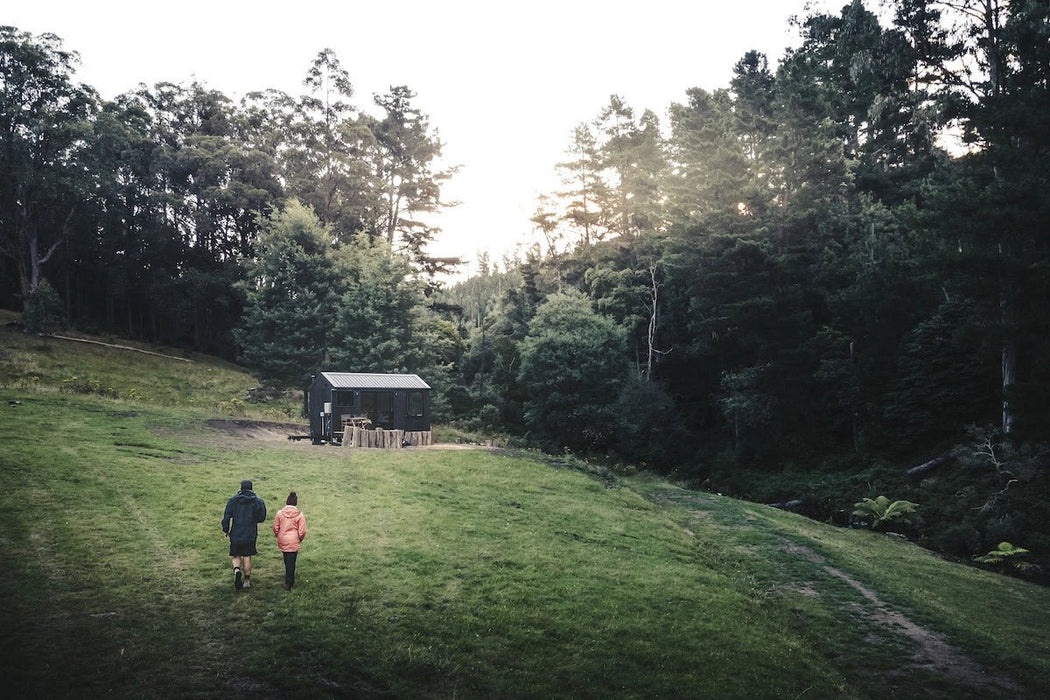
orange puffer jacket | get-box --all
[272,505,307,552]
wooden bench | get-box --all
[340,414,373,429]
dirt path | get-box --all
[781,542,1025,698]
[642,485,1030,697]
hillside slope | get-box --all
[1,320,1048,698]
[0,311,301,419]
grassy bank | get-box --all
[0,310,300,419]
[2,317,1048,697]
[1,391,1048,698]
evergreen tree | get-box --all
[328,234,424,373]
[884,297,998,446]
[556,122,606,247]
[234,200,339,384]
[518,290,627,451]
[593,96,667,239]
[665,87,751,228]
[910,0,1050,437]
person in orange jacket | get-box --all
[272,491,307,591]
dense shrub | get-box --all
[22,280,64,333]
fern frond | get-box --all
[852,495,919,529]
[974,542,1033,571]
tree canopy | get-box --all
[3,3,1049,500]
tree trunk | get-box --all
[1001,275,1016,434]
[906,454,949,477]
[999,236,1016,434]
[646,263,658,380]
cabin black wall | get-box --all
[307,376,432,442]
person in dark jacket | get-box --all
[221,479,267,591]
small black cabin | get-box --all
[308,372,432,443]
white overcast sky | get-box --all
[7,0,836,275]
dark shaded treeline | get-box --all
[1,32,454,356]
[437,1,1050,571]
[445,0,1050,456]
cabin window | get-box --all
[408,391,424,418]
[333,390,355,409]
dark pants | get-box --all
[283,551,298,588]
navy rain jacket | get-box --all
[222,489,267,544]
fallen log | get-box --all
[906,454,949,477]
[768,499,805,511]
[46,333,194,362]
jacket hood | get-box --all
[279,505,300,515]
[232,490,259,504]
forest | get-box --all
[2,1,1048,573]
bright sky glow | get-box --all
[6,0,834,276]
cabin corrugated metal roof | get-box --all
[320,372,431,390]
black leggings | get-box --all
[283,551,298,588]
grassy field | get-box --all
[1,317,1048,698]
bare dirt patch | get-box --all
[205,419,308,442]
[424,442,480,450]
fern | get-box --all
[852,495,919,530]
[974,542,1034,573]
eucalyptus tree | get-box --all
[368,85,457,276]
[285,49,377,241]
[0,26,98,305]
[160,82,280,259]
[105,80,280,349]
[174,84,283,350]
[78,93,158,332]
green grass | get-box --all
[2,317,1049,698]
[0,312,300,419]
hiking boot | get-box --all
[243,578,251,589]
[234,568,243,590]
